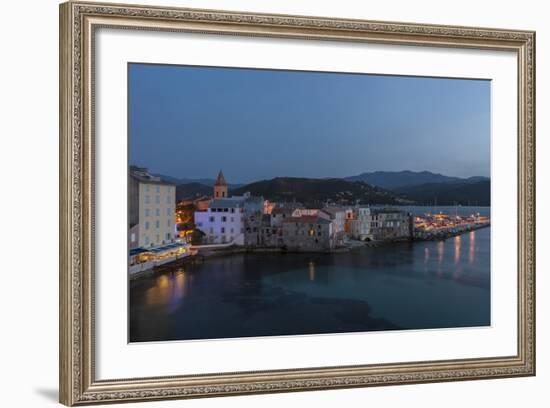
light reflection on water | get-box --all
[145,270,188,308]
[308,261,316,281]
[469,231,476,264]
[131,225,490,342]
[437,240,444,277]
[454,235,461,265]
[424,247,429,264]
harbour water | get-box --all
[129,207,491,342]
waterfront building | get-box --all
[128,242,191,275]
[128,166,190,274]
[368,208,413,240]
[344,208,355,234]
[320,207,347,245]
[348,207,372,241]
[129,166,177,249]
[282,215,335,251]
[259,214,283,247]
[194,172,265,246]
[241,195,264,246]
[270,207,295,227]
[194,198,246,245]
[292,208,323,217]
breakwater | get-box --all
[414,221,490,241]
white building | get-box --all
[349,207,372,241]
[193,171,264,245]
[194,198,246,245]
[320,207,347,246]
[320,207,346,233]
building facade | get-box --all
[194,199,246,245]
[320,207,347,246]
[129,166,176,249]
[344,208,355,234]
[194,172,265,246]
[282,215,335,251]
[349,207,372,241]
[368,208,413,240]
[270,207,295,228]
[241,195,264,246]
[259,214,284,247]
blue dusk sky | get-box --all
[129,63,490,184]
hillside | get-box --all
[345,170,489,190]
[395,180,490,206]
[230,177,402,206]
[161,170,490,206]
[175,182,212,201]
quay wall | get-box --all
[130,222,490,279]
[414,222,490,241]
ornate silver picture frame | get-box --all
[59,1,535,405]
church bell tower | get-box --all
[214,170,228,198]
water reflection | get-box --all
[145,270,188,306]
[454,235,461,265]
[437,241,444,263]
[437,241,444,276]
[130,226,491,342]
[308,261,316,281]
[174,271,188,302]
[469,231,476,264]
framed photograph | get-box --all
[59,1,536,405]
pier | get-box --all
[412,210,490,241]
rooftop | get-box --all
[271,207,295,215]
[243,195,264,204]
[214,170,227,186]
[284,215,332,225]
[371,208,408,215]
[129,242,187,256]
[209,199,243,209]
[321,207,346,216]
[130,166,175,186]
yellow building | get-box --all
[129,166,176,249]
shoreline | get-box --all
[130,223,490,280]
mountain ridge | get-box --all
[395,180,490,206]
[345,170,489,190]
[151,170,490,205]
